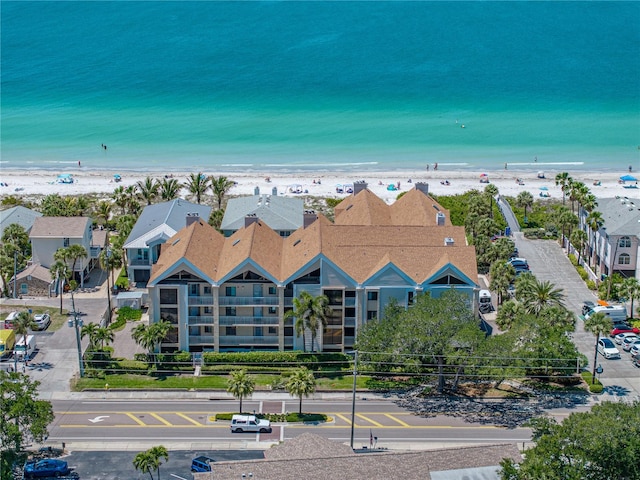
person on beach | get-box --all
[78,160,81,167]
[426,164,430,171]
[504,162,508,170]
[434,163,438,170]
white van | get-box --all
[230,415,272,433]
[14,335,37,360]
[584,305,627,322]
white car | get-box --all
[613,332,638,345]
[629,343,640,357]
[598,338,621,359]
[622,338,640,352]
[33,313,51,330]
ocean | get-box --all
[1,1,639,174]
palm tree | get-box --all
[185,172,209,204]
[570,229,588,265]
[50,260,69,314]
[516,191,534,224]
[494,299,526,331]
[555,172,573,206]
[556,207,578,250]
[210,175,235,209]
[66,244,88,287]
[226,369,255,413]
[94,200,113,228]
[519,278,565,315]
[158,178,181,201]
[137,176,159,206]
[586,211,604,272]
[569,181,589,215]
[111,186,129,215]
[81,323,100,350]
[208,208,225,231]
[132,321,171,364]
[14,311,35,366]
[95,326,115,350]
[148,445,168,480]
[133,450,157,480]
[284,291,314,352]
[621,277,640,321]
[489,261,515,305]
[584,312,613,382]
[285,367,316,414]
[483,184,499,219]
[124,184,141,215]
[305,294,331,353]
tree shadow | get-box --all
[603,384,631,397]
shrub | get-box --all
[568,254,578,266]
[580,371,604,393]
[576,266,589,280]
[202,351,350,371]
[117,306,142,321]
[586,280,597,290]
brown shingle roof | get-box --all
[196,436,522,480]
[390,188,451,226]
[150,189,478,286]
[29,217,90,238]
[335,189,392,225]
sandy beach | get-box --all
[1,168,638,203]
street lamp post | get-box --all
[105,248,112,326]
[68,291,84,378]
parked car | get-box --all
[622,338,640,352]
[24,459,71,478]
[632,352,640,368]
[581,301,597,316]
[610,325,640,337]
[4,311,19,329]
[598,338,621,359]
[508,258,529,270]
[191,456,215,473]
[629,343,640,357]
[33,313,51,331]
[613,332,638,345]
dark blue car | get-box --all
[24,459,71,478]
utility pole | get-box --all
[68,291,84,378]
[13,249,17,298]
[350,350,358,449]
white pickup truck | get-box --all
[230,415,272,433]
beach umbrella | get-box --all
[620,174,637,182]
[539,186,548,191]
[480,173,488,177]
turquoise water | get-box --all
[2,1,639,173]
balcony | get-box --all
[220,316,278,326]
[130,258,150,266]
[219,336,279,346]
[188,315,214,325]
[219,296,279,306]
[344,316,356,327]
[344,297,356,307]
[188,295,214,306]
[189,335,215,345]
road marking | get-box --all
[149,413,173,426]
[125,413,146,426]
[335,413,352,425]
[384,414,410,427]
[88,416,110,423]
[356,413,383,427]
[170,474,188,480]
[176,412,202,426]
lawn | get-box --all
[0,305,69,332]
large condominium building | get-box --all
[147,183,479,353]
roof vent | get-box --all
[444,237,455,246]
[293,239,301,246]
[232,239,241,246]
[436,212,446,226]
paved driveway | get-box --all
[513,232,640,401]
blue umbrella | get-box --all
[539,186,549,191]
[620,174,637,182]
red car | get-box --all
[610,326,640,337]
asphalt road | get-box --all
[46,398,533,452]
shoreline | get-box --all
[1,168,639,203]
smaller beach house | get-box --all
[123,199,212,287]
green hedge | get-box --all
[214,412,327,423]
[118,306,143,321]
[202,351,350,370]
[581,371,604,393]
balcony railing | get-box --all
[344,297,356,307]
[219,296,279,306]
[219,336,279,346]
[344,316,356,327]
[188,315,214,325]
[219,316,278,326]
[188,295,214,306]
[129,258,150,266]
[189,335,215,345]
